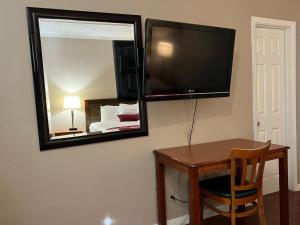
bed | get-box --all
[85,99,140,133]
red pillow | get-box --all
[117,114,139,122]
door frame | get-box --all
[251,16,298,191]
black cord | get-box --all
[188,99,198,146]
[170,195,188,203]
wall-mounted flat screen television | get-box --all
[143,19,236,101]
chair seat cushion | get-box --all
[199,175,257,198]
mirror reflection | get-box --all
[39,18,140,139]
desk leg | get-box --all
[188,167,202,225]
[279,150,289,225]
[156,156,166,225]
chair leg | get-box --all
[200,198,204,223]
[257,192,267,225]
[231,205,236,225]
[231,214,236,225]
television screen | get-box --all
[143,19,236,101]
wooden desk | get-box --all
[154,138,289,225]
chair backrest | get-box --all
[230,141,271,195]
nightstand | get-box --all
[53,130,83,137]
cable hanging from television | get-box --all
[188,99,198,146]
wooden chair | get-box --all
[199,141,271,225]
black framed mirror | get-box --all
[27,7,148,150]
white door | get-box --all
[254,27,286,194]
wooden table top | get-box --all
[154,138,289,167]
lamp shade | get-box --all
[63,96,81,109]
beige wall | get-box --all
[0,1,297,225]
[297,2,300,183]
[41,37,117,132]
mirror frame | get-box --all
[27,7,148,150]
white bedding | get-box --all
[89,120,140,133]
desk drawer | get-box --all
[198,162,230,174]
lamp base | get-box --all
[69,127,78,131]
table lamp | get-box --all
[63,96,81,131]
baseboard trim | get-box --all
[154,215,188,225]
[153,206,226,225]
[293,184,300,191]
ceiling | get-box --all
[39,18,135,40]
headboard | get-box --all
[84,98,136,132]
